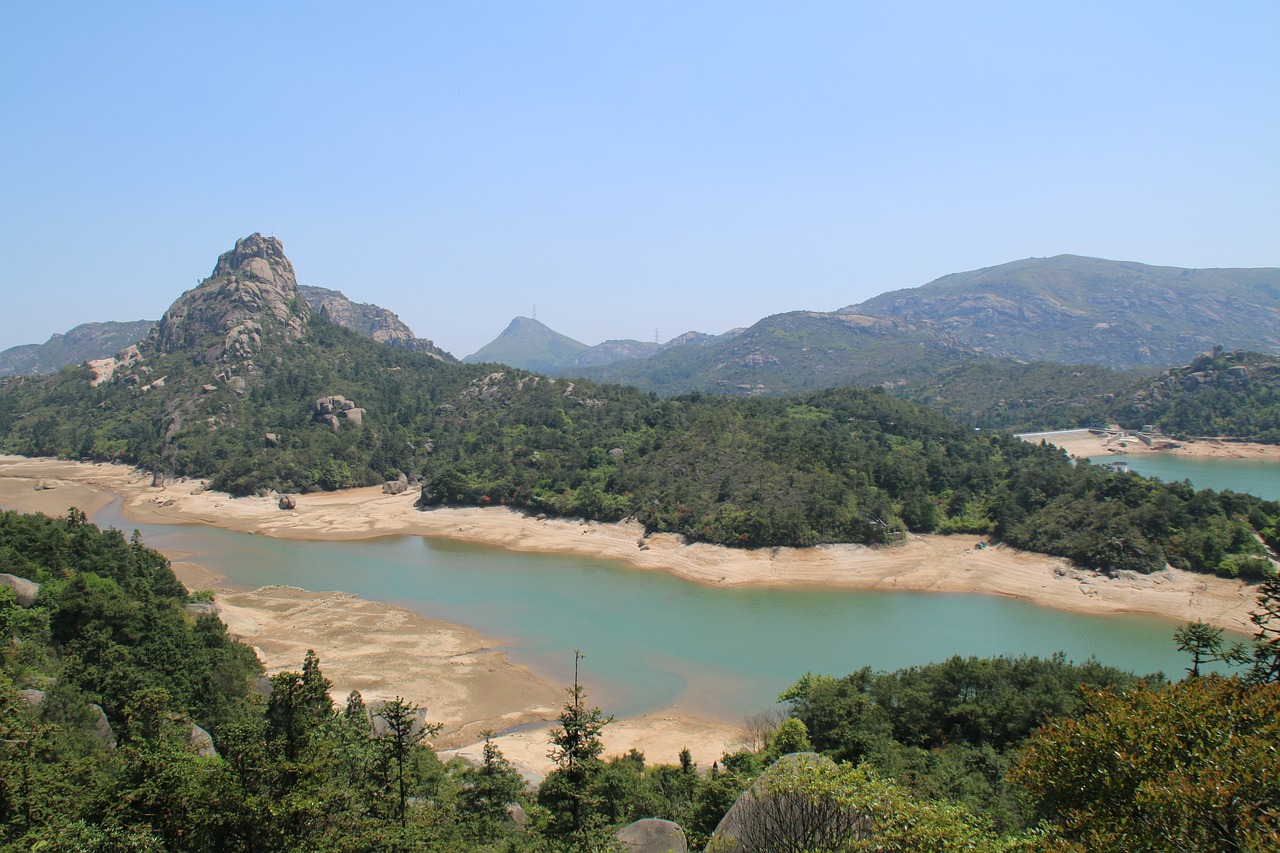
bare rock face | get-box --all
[88,703,117,749]
[298,285,450,360]
[708,753,871,853]
[190,723,218,758]
[278,494,296,510]
[145,233,309,367]
[0,573,40,607]
[616,818,687,852]
[185,601,217,617]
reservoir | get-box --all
[94,499,1213,725]
[1087,453,1280,501]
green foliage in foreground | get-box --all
[2,316,1277,576]
[779,654,1159,833]
[1013,675,1280,852]
[6,511,1280,851]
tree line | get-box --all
[0,316,1276,576]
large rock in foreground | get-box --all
[617,818,687,852]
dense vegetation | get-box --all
[4,511,1280,850]
[1,314,1277,577]
[778,655,1159,832]
[1111,349,1280,444]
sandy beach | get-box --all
[1023,428,1280,462]
[0,446,1273,775]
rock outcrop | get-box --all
[616,818,687,852]
[708,754,870,853]
[190,723,218,758]
[313,395,365,431]
[145,233,309,368]
[0,573,40,607]
[299,285,450,360]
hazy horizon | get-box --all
[3,3,1277,358]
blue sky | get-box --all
[3,2,1277,358]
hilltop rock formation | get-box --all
[145,233,308,368]
[1110,346,1280,439]
[299,285,451,360]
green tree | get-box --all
[457,730,527,841]
[1248,577,1280,684]
[538,650,615,851]
[1012,676,1280,852]
[1172,620,1247,677]
[374,696,441,827]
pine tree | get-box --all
[374,696,441,827]
[1248,578,1280,684]
[539,649,615,851]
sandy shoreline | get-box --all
[0,456,748,776]
[1022,428,1280,462]
[0,445,1272,773]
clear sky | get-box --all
[2,2,1277,359]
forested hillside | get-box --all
[1,235,1277,578]
[1109,348,1280,443]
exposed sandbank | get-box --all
[0,449,1271,774]
[0,456,747,774]
[0,453,1262,635]
[1025,429,1280,463]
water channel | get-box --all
[90,473,1246,725]
[1086,453,1280,501]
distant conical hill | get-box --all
[463,316,589,372]
[846,255,1280,370]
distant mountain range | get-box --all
[846,255,1280,370]
[3,233,1275,573]
[0,321,155,377]
[6,252,1277,415]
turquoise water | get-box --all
[1086,454,1280,500]
[92,501,1202,724]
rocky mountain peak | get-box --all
[298,285,450,360]
[209,232,295,284]
[146,233,309,365]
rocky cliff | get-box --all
[298,285,450,360]
[144,233,308,368]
